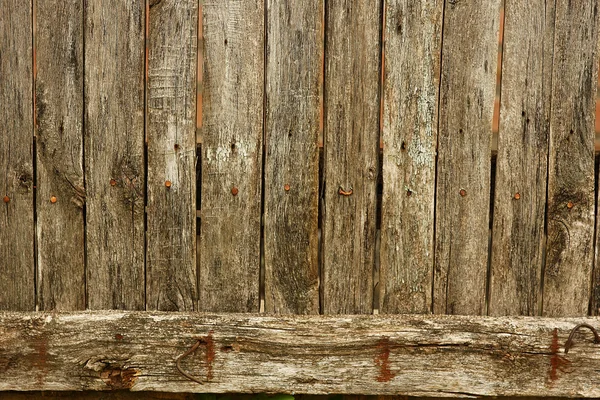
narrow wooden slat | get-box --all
[433,0,500,315]
[322,0,380,314]
[488,2,554,316]
[0,0,34,311]
[199,0,263,313]
[84,1,145,310]
[35,0,85,311]
[1,311,600,396]
[146,0,197,311]
[264,1,322,314]
[379,0,443,314]
[545,0,600,317]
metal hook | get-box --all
[176,339,205,384]
[564,323,600,354]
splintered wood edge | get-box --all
[0,311,599,396]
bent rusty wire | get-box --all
[564,323,600,354]
[176,339,204,384]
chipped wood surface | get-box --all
[380,0,443,314]
[322,0,380,314]
[199,0,263,313]
[146,0,197,311]
[84,1,145,310]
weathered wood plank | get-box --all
[264,1,322,314]
[199,0,263,313]
[322,0,380,314]
[0,0,34,311]
[544,0,600,317]
[0,311,599,396]
[35,0,85,311]
[433,0,500,315]
[84,1,145,310]
[379,0,443,314]
[146,0,197,311]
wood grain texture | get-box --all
[322,0,380,314]
[380,0,443,314]
[146,0,197,311]
[84,1,145,310]
[0,0,34,311]
[35,0,85,311]
[199,0,263,313]
[264,1,322,314]
[544,0,600,317]
[0,311,599,395]
[434,0,500,315]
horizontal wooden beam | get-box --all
[0,312,599,396]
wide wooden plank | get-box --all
[379,0,443,314]
[433,0,500,315]
[146,0,197,311]
[0,0,34,311]
[199,0,263,313]
[322,0,380,314]
[35,0,85,311]
[264,1,322,314]
[0,311,600,395]
[84,1,145,310]
[544,0,600,317]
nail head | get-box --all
[110,179,117,186]
[165,180,172,188]
[284,184,290,191]
[459,189,467,197]
[514,193,520,200]
[231,187,239,196]
[50,196,57,203]
[567,201,574,209]
[2,196,9,203]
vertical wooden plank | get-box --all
[85,1,145,310]
[488,1,554,316]
[434,0,500,315]
[544,0,600,317]
[35,0,85,311]
[0,0,34,311]
[379,0,443,314]
[146,0,197,311]
[199,0,263,312]
[264,0,322,314]
[322,0,380,314]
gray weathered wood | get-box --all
[146,0,197,311]
[0,311,600,396]
[380,0,443,314]
[322,0,380,314]
[35,0,85,311]
[544,0,600,317]
[199,0,263,313]
[84,1,145,310]
[264,1,322,314]
[434,0,500,315]
[0,0,34,311]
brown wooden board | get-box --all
[264,1,322,314]
[146,0,198,311]
[322,0,380,314]
[84,1,145,310]
[199,0,264,313]
[433,0,500,315]
[0,0,34,311]
[379,0,443,314]
[35,0,85,311]
[545,0,600,317]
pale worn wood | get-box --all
[544,0,600,317]
[0,0,34,311]
[35,0,85,311]
[84,1,145,310]
[380,0,443,314]
[199,0,263,313]
[434,0,500,315]
[264,1,322,314]
[146,0,197,311]
[0,311,600,395]
[322,0,380,314]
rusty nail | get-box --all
[406,189,412,197]
[176,339,205,385]
[459,189,467,197]
[567,201,574,209]
[2,196,9,203]
[50,196,57,203]
[514,193,521,200]
[231,187,239,196]
[165,180,172,188]
[564,323,600,353]
[284,184,290,191]
[338,186,353,196]
[110,179,117,186]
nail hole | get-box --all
[224,39,228,45]
[521,111,526,117]
[174,143,180,151]
[406,189,412,197]
[400,141,406,150]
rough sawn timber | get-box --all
[0,311,600,396]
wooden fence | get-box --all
[2,0,600,396]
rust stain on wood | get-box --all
[547,328,570,385]
[374,336,395,382]
[202,330,215,381]
[100,364,138,389]
[33,337,48,386]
